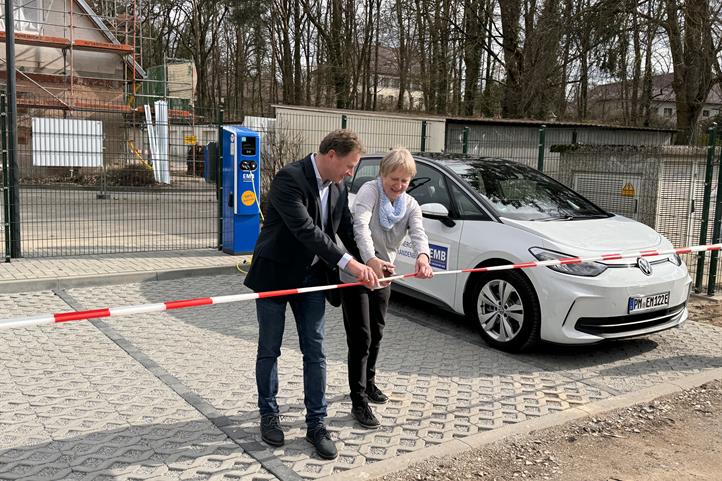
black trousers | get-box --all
[341,285,391,407]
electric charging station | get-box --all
[221,126,261,255]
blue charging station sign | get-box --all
[222,127,261,255]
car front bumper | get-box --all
[531,259,692,344]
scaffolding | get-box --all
[0,0,194,114]
[0,0,133,108]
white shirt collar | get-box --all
[311,153,332,189]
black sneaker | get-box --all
[366,384,389,404]
[305,424,338,460]
[260,415,284,447]
[352,403,380,429]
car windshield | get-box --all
[448,161,610,221]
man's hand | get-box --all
[366,257,396,287]
[347,258,379,288]
[415,254,434,279]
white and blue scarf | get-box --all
[376,177,407,230]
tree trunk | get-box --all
[499,0,523,117]
[293,1,304,105]
[462,0,484,116]
[664,0,715,144]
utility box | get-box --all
[222,126,261,255]
[204,141,218,183]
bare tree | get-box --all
[174,0,230,109]
[662,0,721,143]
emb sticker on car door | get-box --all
[429,243,449,270]
[398,241,450,270]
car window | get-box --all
[449,161,609,221]
[449,181,490,220]
[408,163,451,211]
[349,158,380,194]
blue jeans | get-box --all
[255,273,327,428]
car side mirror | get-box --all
[421,203,456,227]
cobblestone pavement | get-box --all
[2,274,722,480]
[0,187,217,258]
[0,250,244,284]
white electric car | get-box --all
[347,154,692,352]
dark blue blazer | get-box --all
[244,154,360,294]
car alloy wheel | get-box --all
[466,270,541,352]
[477,279,524,342]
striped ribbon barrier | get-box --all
[1,243,720,331]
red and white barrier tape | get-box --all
[1,243,720,331]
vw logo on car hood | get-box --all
[637,257,653,276]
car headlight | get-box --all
[529,247,608,277]
[669,253,682,266]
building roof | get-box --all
[372,45,421,78]
[76,0,146,78]
[0,0,146,79]
[274,104,676,132]
[590,73,721,106]
[445,115,676,132]
[273,104,445,122]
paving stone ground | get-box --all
[0,250,244,284]
[1,274,722,481]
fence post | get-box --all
[462,127,469,154]
[421,121,427,152]
[695,125,718,292]
[341,114,347,129]
[217,109,224,251]
[1,94,10,262]
[537,125,546,171]
[4,0,20,258]
[707,135,722,295]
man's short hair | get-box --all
[318,129,365,156]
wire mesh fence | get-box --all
[0,93,220,258]
[446,121,721,293]
[2,100,721,293]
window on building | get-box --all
[664,107,673,117]
[702,110,710,117]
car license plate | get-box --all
[628,292,670,314]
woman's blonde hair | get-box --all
[379,148,416,177]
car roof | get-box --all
[362,152,525,169]
[410,152,524,168]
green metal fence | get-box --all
[3,100,721,295]
[0,93,221,258]
[446,120,721,295]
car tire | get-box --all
[466,270,541,352]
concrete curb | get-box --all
[327,367,722,481]
[0,265,242,294]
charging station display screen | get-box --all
[241,137,256,156]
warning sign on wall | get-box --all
[621,182,636,197]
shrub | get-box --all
[104,163,156,186]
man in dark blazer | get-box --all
[244,129,378,460]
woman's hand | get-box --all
[415,254,434,279]
[367,258,395,287]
